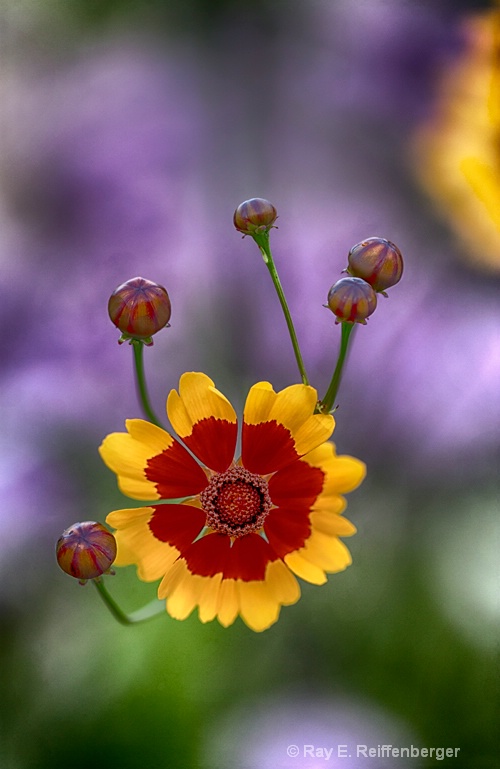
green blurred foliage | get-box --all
[65,0,276,36]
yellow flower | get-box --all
[414,10,500,272]
[99,373,365,632]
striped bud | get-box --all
[56,521,117,583]
[108,277,171,344]
[233,198,278,235]
[326,277,377,324]
[347,237,403,293]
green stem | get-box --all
[252,231,309,386]
[319,321,355,413]
[93,579,165,626]
[132,340,163,427]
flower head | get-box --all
[414,9,500,273]
[99,373,365,631]
[56,521,117,583]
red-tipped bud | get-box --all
[233,198,278,236]
[56,521,117,583]
[346,237,403,293]
[108,277,171,344]
[326,277,377,324]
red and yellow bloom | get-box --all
[99,373,365,632]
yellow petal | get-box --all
[269,385,334,454]
[158,559,186,599]
[311,495,347,515]
[106,506,153,529]
[113,538,137,567]
[301,529,352,572]
[216,579,240,628]
[302,442,366,494]
[116,475,161,500]
[293,414,335,456]
[284,551,327,585]
[167,582,201,621]
[269,384,318,433]
[126,420,177,454]
[265,559,301,606]
[310,510,357,537]
[106,507,179,581]
[245,382,334,457]
[158,560,225,623]
[197,573,223,623]
[236,580,281,632]
[328,455,366,493]
[243,381,277,425]
[153,553,301,631]
[99,419,175,501]
[164,567,206,621]
[167,372,236,438]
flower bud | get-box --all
[56,521,117,583]
[326,277,377,324]
[347,237,403,292]
[233,198,278,235]
[108,277,171,344]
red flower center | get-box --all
[200,466,272,538]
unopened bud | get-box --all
[56,521,117,583]
[108,277,171,345]
[347,237,403,293]
[326,277,377,324]
[233,198,278,236]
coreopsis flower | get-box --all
[414,9,500,272]
[99,373,365,632]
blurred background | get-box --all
[0,0,498,767]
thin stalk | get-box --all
[132,340,163,427]
[93,578,165,626]
[252,231,309,385]
[319,321,355,412]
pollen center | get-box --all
[200,465,272,538]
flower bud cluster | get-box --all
[326,237,403,324]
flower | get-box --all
[56,521,117,583]
[414,9,500,273]
[99,372,365,632]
